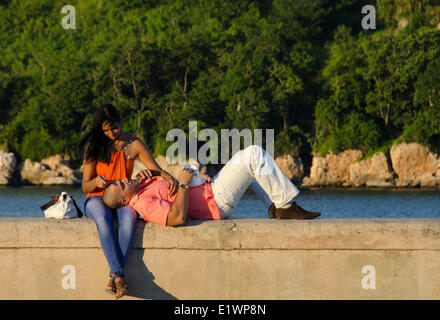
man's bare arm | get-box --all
[167,187,189,227]
[166,168,195,227]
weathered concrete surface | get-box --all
[1,218,440,299]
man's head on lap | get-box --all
[103,178,140,209]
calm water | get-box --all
[0,186,439,219]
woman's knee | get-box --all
[86,197,110,215]
[85,198,113,226]
[117,207,138,230]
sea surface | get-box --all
[0,186,439,219]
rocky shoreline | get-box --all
[276,142,440,188]
[0,152,82,186]
[1,142,439,189]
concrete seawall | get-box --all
[1,218,440,299]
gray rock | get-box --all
[19,155,80,185]
[390,143,440,187]
[275,155,304,184]
[0,150,18,185]
[348,152,394,187]
[308,150,363,186]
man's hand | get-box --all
[178,167,196,186]
[162,171,179,195]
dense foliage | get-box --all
[0,0,439,167]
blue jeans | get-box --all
[84,196,138,279]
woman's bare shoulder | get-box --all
[131,137,152,156]
[119,133,138,148]
[83,158,97,167]
[133,137,148,151]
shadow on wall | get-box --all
[125,249,177,300]
[124,221,177,300]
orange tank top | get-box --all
[86,149,135,198]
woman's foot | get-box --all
[114,277,129,299]
[105,278,116,295]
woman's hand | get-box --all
[135,169,153,182]
[130,138,179,194]
[162,171,179,195]
[95,175,109,189]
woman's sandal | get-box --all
[114,277,129,299]
[105,278,116,296]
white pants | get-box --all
[211,145,300,218]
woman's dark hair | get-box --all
[79,104,121,163]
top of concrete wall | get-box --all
[1,218,440,250]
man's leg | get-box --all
[211,145,300,218]
[249,179,273,208]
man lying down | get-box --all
[103,145,321,227]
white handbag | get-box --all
[43,192,82,219]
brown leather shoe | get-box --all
[268,204,276,218]
[274,202,321,220]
